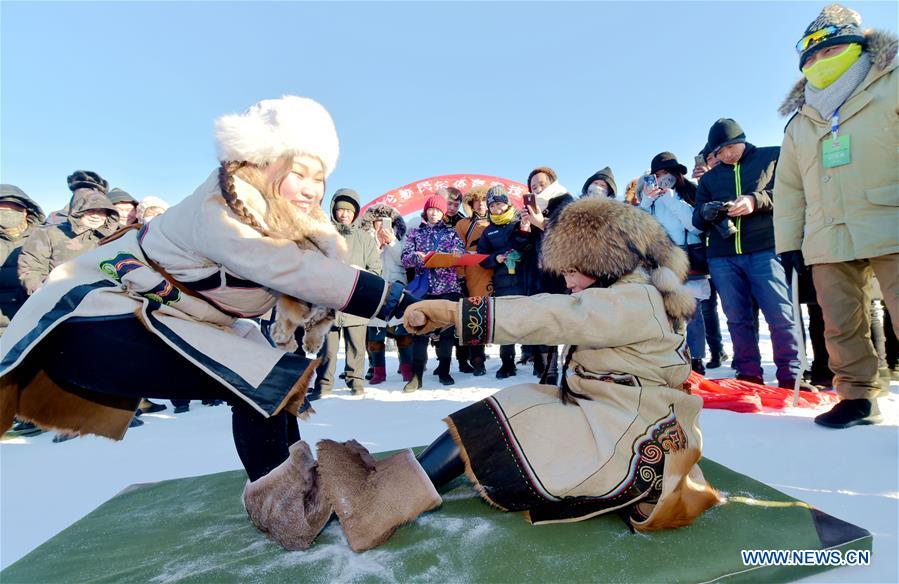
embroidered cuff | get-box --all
[342,270,388,319]
[459,296,493,346]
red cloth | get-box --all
[684,372,839,413]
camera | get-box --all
[701,201,738,239]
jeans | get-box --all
[709,249,800,385]
[701,282,724,358]
[686,300,706,360]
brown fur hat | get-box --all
[462,185,489,216]
[541,197,695,322]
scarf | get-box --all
[489,207,517,226]
[804,51,872,119]
[535,181,569,212]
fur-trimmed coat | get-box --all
[0,170,390,440]
[446,270,717,528]
[774,29,898,264]
[360,204,408,286]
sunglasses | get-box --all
[796,25,839,54]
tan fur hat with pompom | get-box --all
[541,197,695,323]
[214,96,340,177]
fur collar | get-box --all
[779,29,898,116]
[359,203,407,240]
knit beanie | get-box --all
[527,166,558,189]
[107,188,137,205]
[67,170,108,194]
[423,194,447,214]
[486,185,510,206]
[334,200,356,213]
[706,118,746,153]
[798,4,866,70]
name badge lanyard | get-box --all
[831,106,842,143]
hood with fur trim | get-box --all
[215,96,340,177]
[360,203,407,240]
[779,28,897,116]
[462,185,489,217]
[541,197,694,323]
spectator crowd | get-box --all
[1,4,896,433]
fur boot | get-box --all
[316,439,442,552]
[242,441,332,550]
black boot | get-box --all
[532,350,546,378]
[496,359,517,379]
[437,359,455,386]
[458,360,475,374]
[471,356,487,377]
[365,366,374,381]
[814,399,882,429]
[404,363,425,393]
[691,359,706,375]
[417,430,465,490]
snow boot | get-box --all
[814,399,883,429]
[243,441,332,550]
[736,374,764,385]
[129,416,144,428]
[364,367,374,381]
[316,439,442,552]
[706,351,729,370]
[403,362,425,393]
[399,363,413,383]
[457,360,475,374]
[437,359,455,386]
[369,366,387,385]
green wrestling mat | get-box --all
[2,454,871,584]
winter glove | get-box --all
[780,250,806,280]
[701,201,727,222]
[404,300,457,335]
[375,281,423,322]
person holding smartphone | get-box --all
[639,152,709,374]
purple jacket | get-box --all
[402,220,464,296]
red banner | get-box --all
[360,174,528,217]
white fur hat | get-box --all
[214,96,340,177]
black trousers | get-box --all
[36,317,300,481]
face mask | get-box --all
[586,183,609,198]
[658,174,677,190]
[802,43,863,89]
[0,209,26,230]
[80,214,107,230]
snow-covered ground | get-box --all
[1,323,897,582]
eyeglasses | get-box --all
[796,25,839,53]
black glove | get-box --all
[701,201,725,222]
[780,250,806,280]
[375,281,422,322]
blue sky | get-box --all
[1,1,896,212]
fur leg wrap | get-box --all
[242,441,332,550]
[316,439,442,552]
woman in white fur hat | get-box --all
[0,96,422,550]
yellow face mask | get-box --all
[802,43,863,89]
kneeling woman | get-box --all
[0,96,417,547]
[310,197,722,552]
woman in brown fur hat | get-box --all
[454,185,492,375]
[0,96,425,551]
[311,197,722,552]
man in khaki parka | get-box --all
[774,4,898,428]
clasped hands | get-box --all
[403,299,457,335]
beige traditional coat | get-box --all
[446,271,718,529]
[0,170,390,439]
[774,30,898,265]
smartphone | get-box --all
[643,174,657,190]
[523,193,537,211]
[380,216,393,230]
[694,154,707,168]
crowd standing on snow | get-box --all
[1,2,897,445]
[0,3,895,555]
